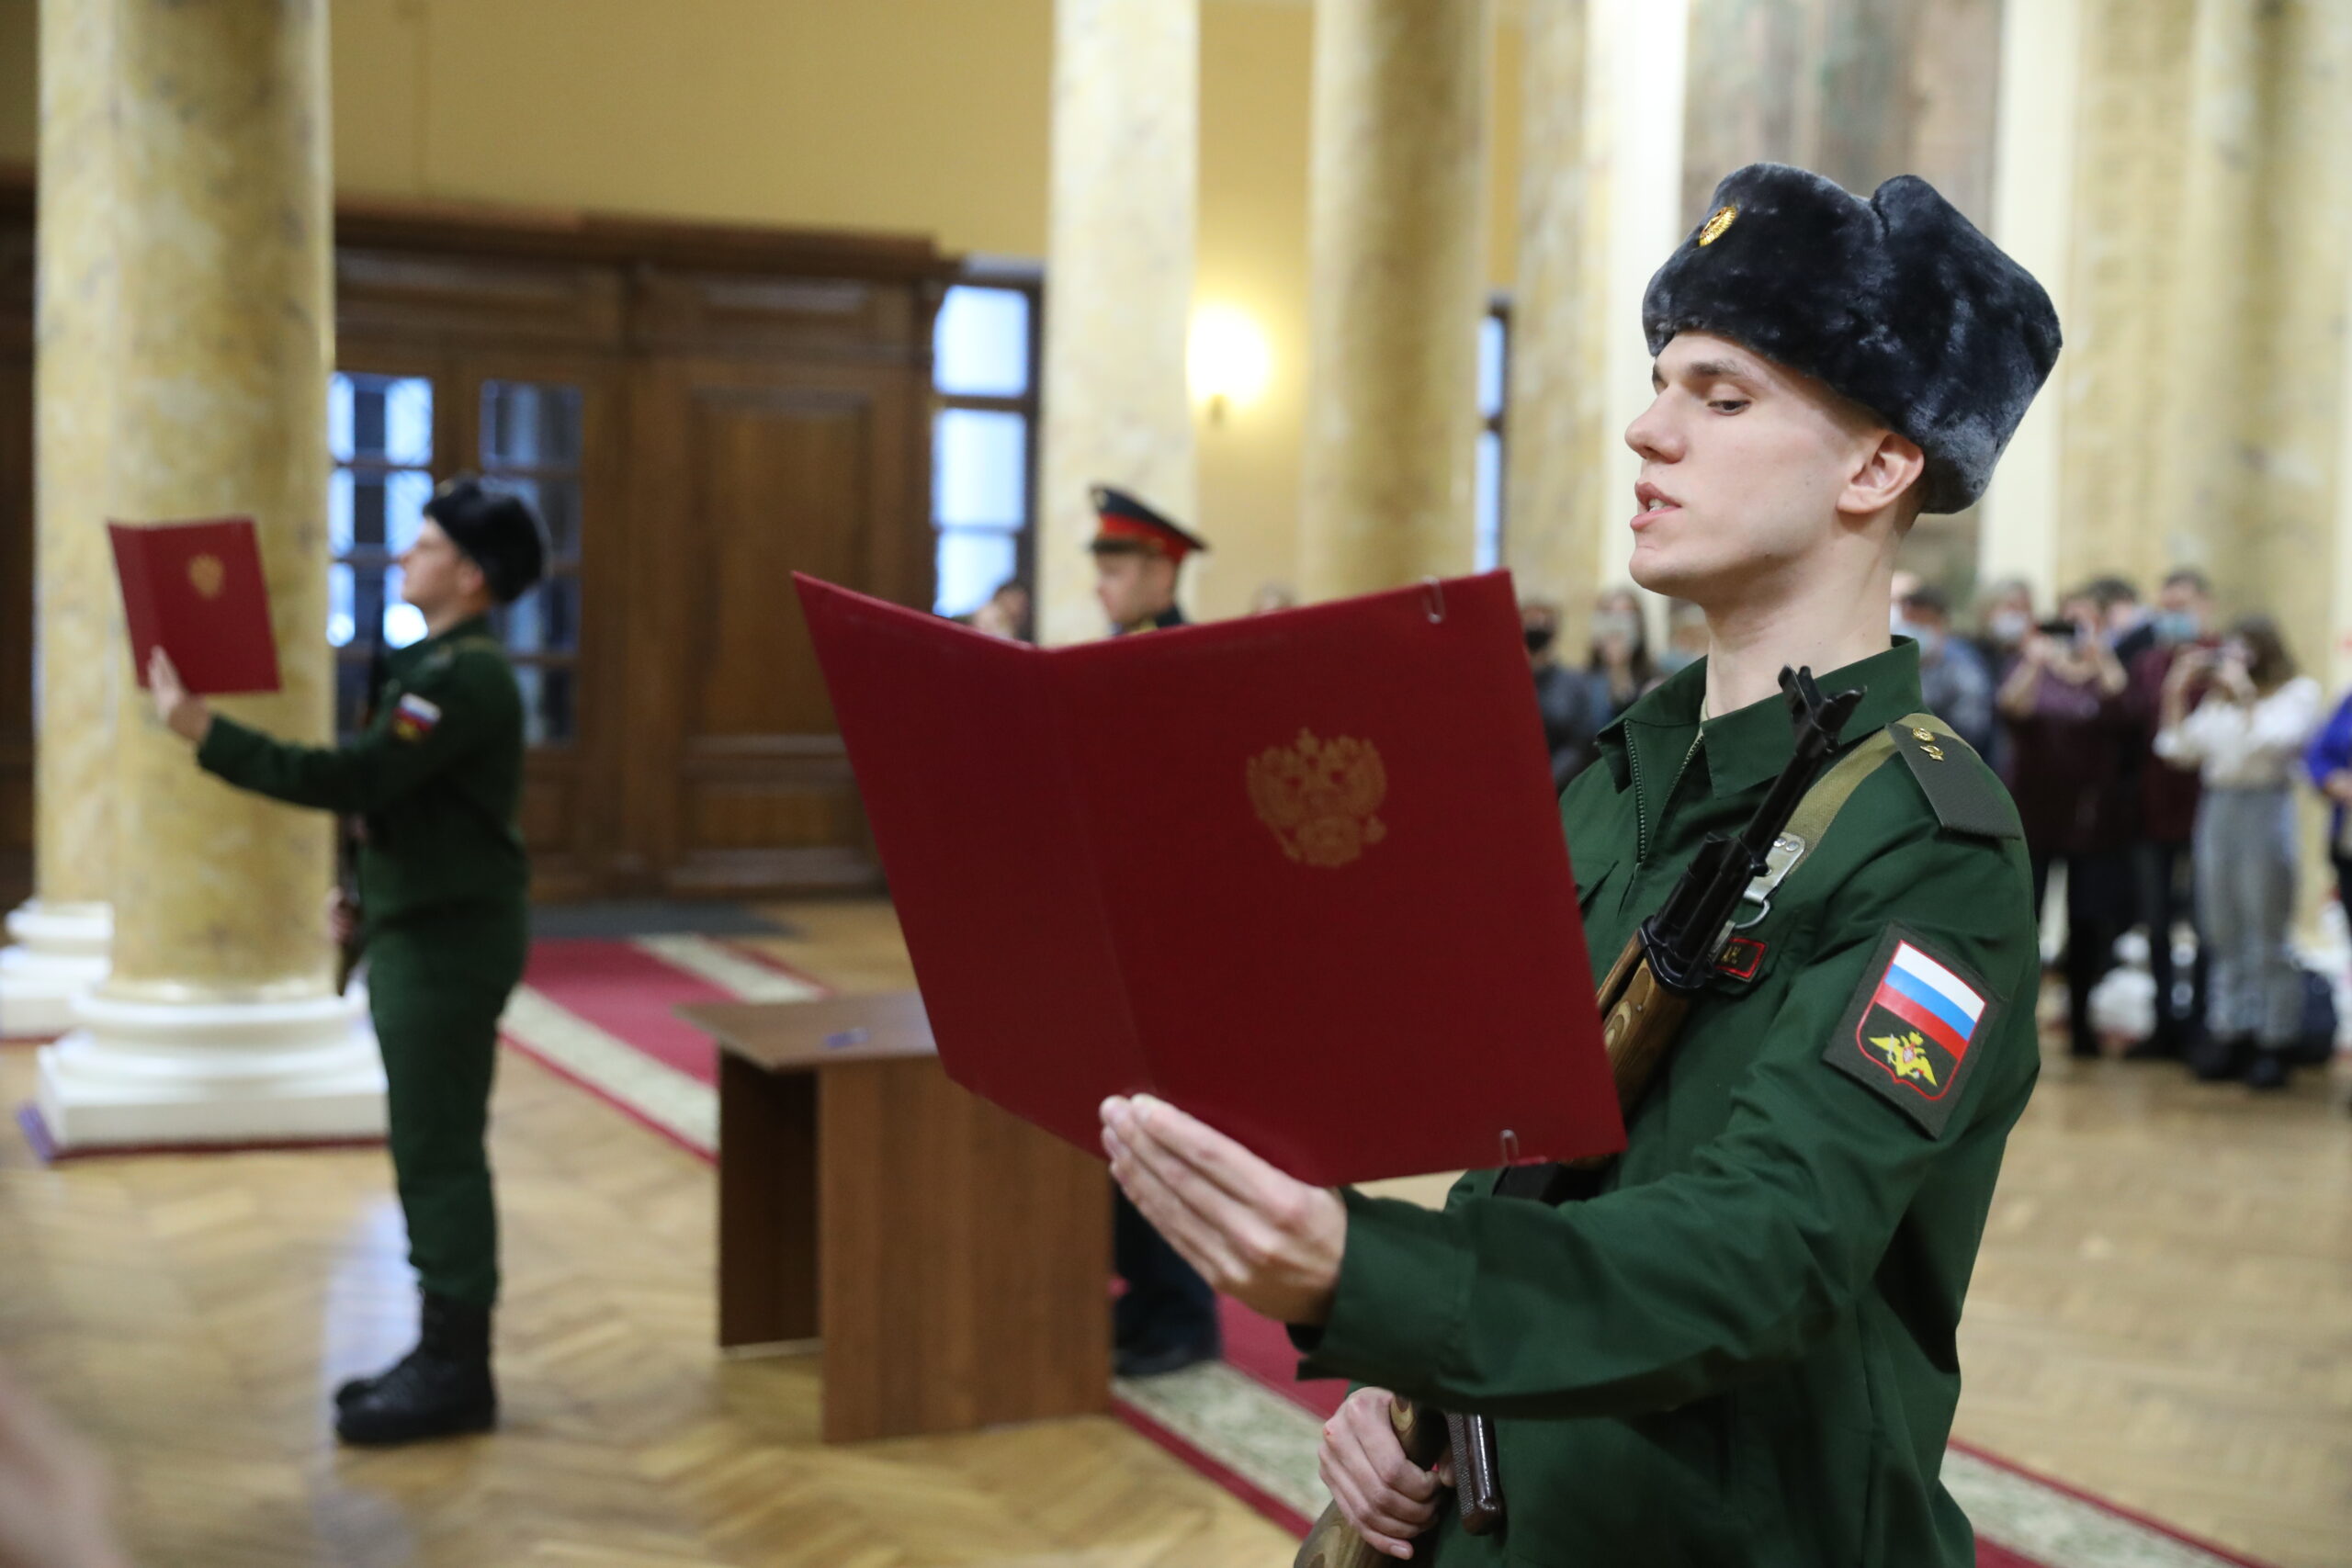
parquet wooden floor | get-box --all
[1,897,2346,1567]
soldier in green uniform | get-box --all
[148,479,545,1447]
[1100,164,2062,1563]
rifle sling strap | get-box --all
[1493,714,1935,1206]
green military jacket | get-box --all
[197,615,528,931]
[1296,641,2039,1568]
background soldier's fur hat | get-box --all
[425,478,548,604]
[1642,164,2062,514]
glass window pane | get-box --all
[482,381,583,469]
[514,665,574,746]
[387,469,431,554]
[488,475,580,556]
[933,286,1032,398]
[382,571,427,649]
[1474,430,1503,571]
[333,373,433,465]
[329,374,353,464]
[933,409,1026,527]
[331,468,432,555]
[934,526,1019,617]
[497,575,578,655]
[1478,313,1508,420]
[328,563,356,648]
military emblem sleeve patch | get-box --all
[1826,925,1999,1135]
[390,693,442,743]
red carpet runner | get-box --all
[511,935,2283,1568]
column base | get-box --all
[34,987,386,1151]
[0,901,113,1040]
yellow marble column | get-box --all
[1501,0,1605,652]
[1295,0,1492,599]
[37,0,380,1147]
[2240,0,2352,698]
[2148,0,2267,600]
[1035,0,1198,646]
[2043,0,2195,598]
[0,0,119,1039]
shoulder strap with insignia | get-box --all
[1886,714,2020,840]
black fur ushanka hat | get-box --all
[425,478,548,604]
[1642,164,2062,514]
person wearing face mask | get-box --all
[2156,615,2324,1089]
[1523,599,1607,788]
[1895,585,1994,757]
[1586,587,1658,716]
[2121,569,2216,1058]
[1971,578,2035,669]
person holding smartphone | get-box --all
[1996,591,2136,1056]
[2155,616,2323,1087]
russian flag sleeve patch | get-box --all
[390,693,442,743]
[1826,926,2000,1136]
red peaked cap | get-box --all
[1088,484,1209,565]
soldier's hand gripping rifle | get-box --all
[1296,667,1862,1568]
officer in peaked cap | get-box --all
[1090,484,1208,637]
[149,476,547,1447]
[1085,483,1225,1375]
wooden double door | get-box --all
[333,218,943,902]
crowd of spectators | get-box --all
[1522,570,2350,1093]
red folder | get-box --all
[796,571,1623,1187]
[109,518,282,695]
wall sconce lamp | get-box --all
[1189,305,1272,428]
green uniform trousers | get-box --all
[368,905,528,1308]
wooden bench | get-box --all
[678,989,1111,1441]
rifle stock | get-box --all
[1294,667,1860,1566]
[1294,1396,1451,1568]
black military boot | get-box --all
[335,1292,497,1446]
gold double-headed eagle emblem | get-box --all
[1246,729,1387,869]
[187,553,226,600]
[1868,1028,1939,1089]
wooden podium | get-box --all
[678,990,1111,1442]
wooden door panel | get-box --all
[682,385,867,740]
[640,355,927,897]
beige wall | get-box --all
[0,0,1525,625]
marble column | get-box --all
[2045,0,2197,598]
[1035,0,1198,646]
[1295,0,1491,600]
[1978,0,2083,602]
[1500,0,1605,650]
[36,0,381,1148]
[2146,0,2266,603]
[2238,0,2352,703]
[0,0,119,1040]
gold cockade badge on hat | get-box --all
[1246,729,1387,869]
[1699,204,1739,246]
[187,553,226,600]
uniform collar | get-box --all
[430,613,496,646]
[1114,604,1187,637]
[1599,638,1926,802]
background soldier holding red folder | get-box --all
[147,479,546,1448]
[1104,164,2063,1565]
